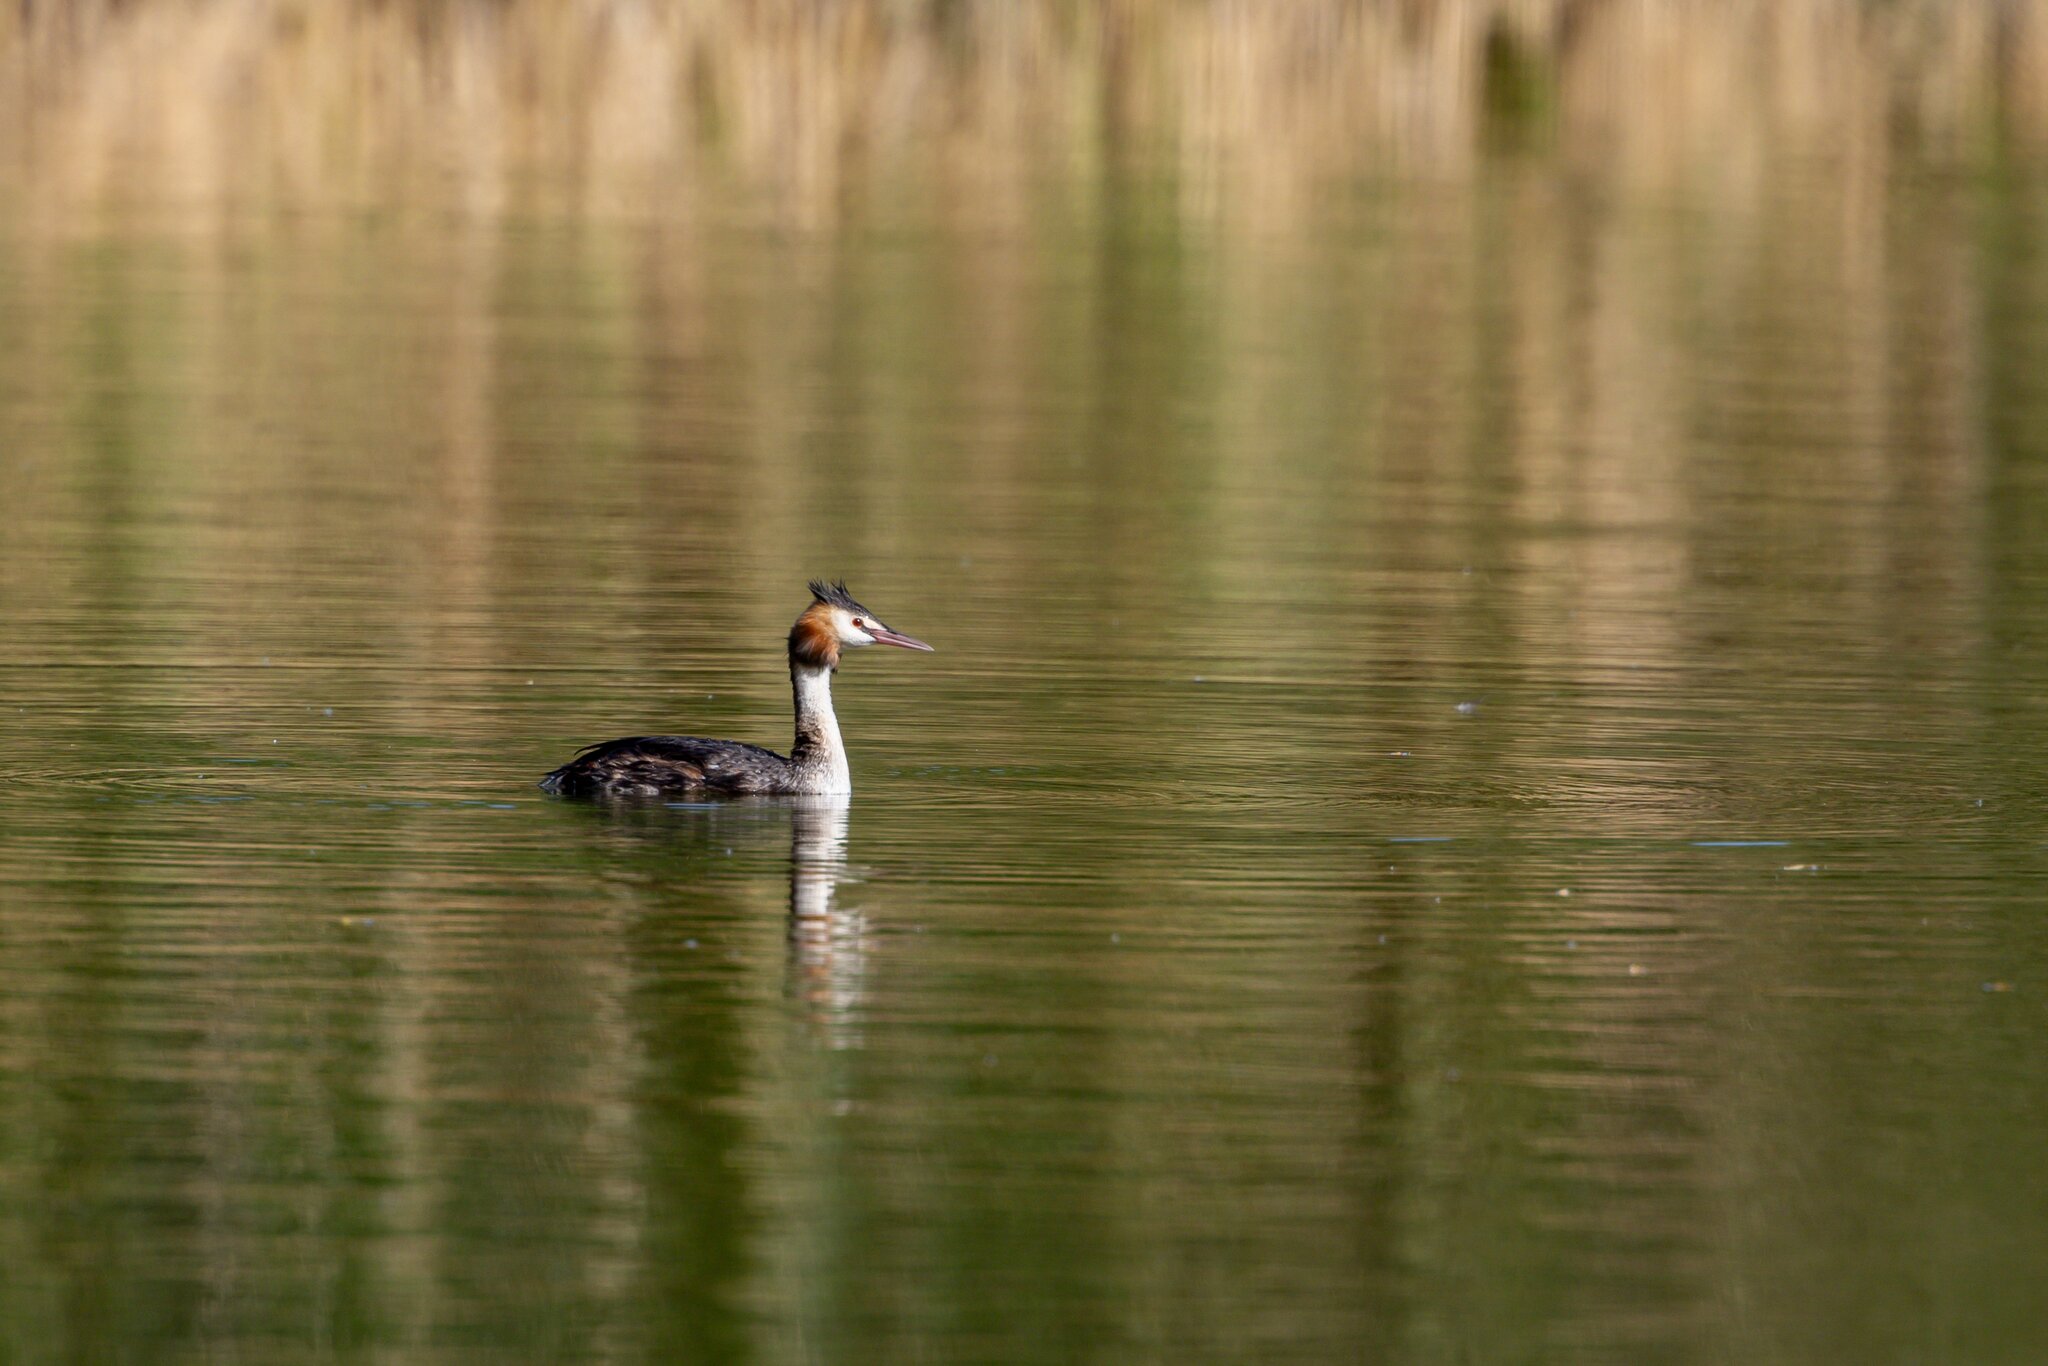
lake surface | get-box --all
[6,7,2048,1361]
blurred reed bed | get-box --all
[1,0,2045,227]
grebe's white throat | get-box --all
[790,662,852,795]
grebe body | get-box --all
[539,581,932,799]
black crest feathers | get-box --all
[807,579,867,614]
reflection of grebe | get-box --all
[788,799,852,925]
[786,799,863,1040]
[540,581,932,799]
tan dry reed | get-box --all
[2,0,2045,227]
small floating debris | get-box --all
[339,915,376,928]
[1782,863,1821,872]
[1628,963,1647,976]
[1557,888,1572,897]
[1454,700,1480,715]
[1982,981,2014,993]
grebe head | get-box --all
[790,580,934,669]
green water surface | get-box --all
[5,100,2048,1366]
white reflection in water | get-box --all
[784,797,864,1046]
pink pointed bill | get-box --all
[870,626,934,651]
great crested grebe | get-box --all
[539,581,933,799]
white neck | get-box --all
[790,663,852,795]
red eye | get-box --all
[852,618,865,628]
